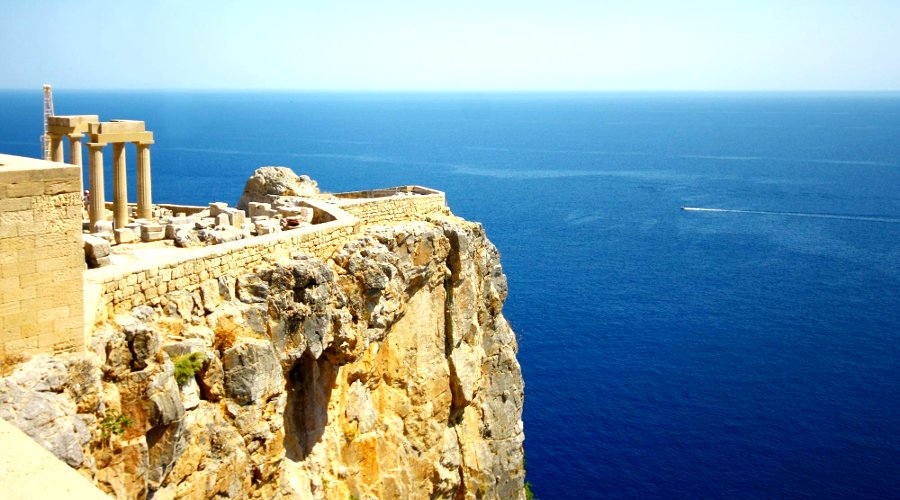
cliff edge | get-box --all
[0,210,525,499]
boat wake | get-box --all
[681,207,900,223]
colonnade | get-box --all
[48,116,154,232]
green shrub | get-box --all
[525,481,535,500]
[173,352,207,386]
[100,410,132,442]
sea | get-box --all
[2,91,900,498]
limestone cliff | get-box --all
[0,215,525,499]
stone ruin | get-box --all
[83,167,319,269]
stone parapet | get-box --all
[333,187,446,226]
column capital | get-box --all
[87,142,107,149]
[68,133,85,141]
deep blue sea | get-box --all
[3,91,900,498]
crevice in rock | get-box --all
[283,351,336,461]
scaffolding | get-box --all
[41,84,54,160]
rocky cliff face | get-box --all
[0,215,525,499]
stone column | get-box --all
[87,143,106,231]
[68,134,84,168]
[136,143,152,219]
[111,143,128,229]
[50,134,64,163]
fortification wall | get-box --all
[86,191,447,321]
[335,190,446,226]
[87,218,357,319]
[0,155,84,354]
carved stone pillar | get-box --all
[87,143,106,231]
[68,134,84,168]
[136,143,152,219]
[111,143,128,229]
[50,134,64,163]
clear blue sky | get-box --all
[2,0,898,91]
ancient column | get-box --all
[87,143,106,231]
[69,134,85,201]
[111,143,128,229]
[136,143,152,219]
[68,134,84,168]
[50,134,64,163]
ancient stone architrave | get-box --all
[85,120,155,230]
[47,115,98,168]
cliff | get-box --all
[0,214,525,499]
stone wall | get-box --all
[85,188,446,323]
[335,191,446,226]
[87,219,358,319]
[0,154,84,355]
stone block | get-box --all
[115,228,138,244]
[93,220,113,233]
[165,223,193,239]
[254,220,280,235]
[215,213,229,228]
[195,218,216,229]
[248,202,272,218]
[83,233,111,268]
[141,224,165,242]
[227,209,245,228]
[209,202,228,217]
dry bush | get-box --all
[0,352,28,377]
[212,322,237,354]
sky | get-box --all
[1,0,898,91]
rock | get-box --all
[345,380,377,434]
[222,339,284,405]
[124,323,160,371]
[119,363,184,437]
[0,356,92,467]
[160,339,207,359]
[195,217,216,230]
[182,325,215,347]
[147,420,185,489]
[449,342,484,407]
[63,355,103,414]
[180,378,200,411]
[199,226,244,245]
[199,279,221,313]
[173,228,202,248]
[163,404,251,498]
[83,233,111,268]
[218,275,237,301]
[94,438,149,498]
[236,274,268,304]
[236,167,319,210]
[215,213,229,228]
[0,216,525,499]
[196,355,225,402]
[91,326,133,380]
[164,291,195,320]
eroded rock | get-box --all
[236,166,320,210]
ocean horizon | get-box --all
[3,90,900,498]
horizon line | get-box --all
[2,88,900,94]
